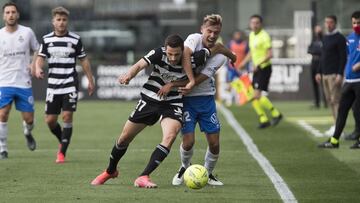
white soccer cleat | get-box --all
[207,174,224,186]
[172,166,186,186]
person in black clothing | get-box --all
[315,15,347,136]
[307,25,327,109]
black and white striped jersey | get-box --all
[141,47,207,107]
[38,31,86,95]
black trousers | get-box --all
[333,82,360,139]
[310,59,327,107]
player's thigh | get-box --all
[62,92,78,113]
[46,94,62,115]
[0,87,15,121]
[160,117,182,148]
[181,100,198,135]
[14,88,34,113]
[198,99,220,135]
[128,98,161,126]
[118,120,147,145]
[252,67,271,92]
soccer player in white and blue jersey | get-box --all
[34,7,95,163]
[0,2,39,159]
[172,14,231,186]
[91,34,213,188]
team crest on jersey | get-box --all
[18,35,24,43]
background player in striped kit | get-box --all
[34,6,95,163]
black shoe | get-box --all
[0,151,8,159]
[25,133,36,151]
[271,114,283,126]
[344,131,360,141]
[350,140,360,149]
[318,139,339,149]
[258,121,271,129]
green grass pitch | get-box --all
[0,101,359,202]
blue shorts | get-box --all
[181,95,220,135]
[226,67,240,82]
[0,87,34,112]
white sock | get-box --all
[0,122,8,152]
[204,147,219,175]
[22,120,34,136]
[180,145,193,168]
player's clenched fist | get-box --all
[118,73,132,85]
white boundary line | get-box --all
[297,120,325,137]
[218,104,297,203]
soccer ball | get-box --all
[183,164,209,189]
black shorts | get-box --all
[128,96,183,126]
[45,92,78,115]
[252,65,272,91]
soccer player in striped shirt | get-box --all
[34,7,95,163]
[91,34,233,188]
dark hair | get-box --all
[2,2,18,12]
[250,14,263,23]
[326,15,337,24]
[165,34,184,50]
[351,11,360,19]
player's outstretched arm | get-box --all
[237,52,252,71]
[34,56,45,79]
[210,43,237,64]
[79,57,95,96]
[182,47,196,91]
[118,58,148,85]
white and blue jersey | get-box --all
[345,32,360,83]
[0,25,39,112]
[182,33,227,134]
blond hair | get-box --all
[202,14,222,27]
[52,6,70,17]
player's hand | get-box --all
[352,62,360,72]
[179,80,195,95]
[315,73,321,84]
[118,73,132,85]
[157,83,173,99]
[335,74,343,86]
[88,80,95,96]
[35,67,44,79]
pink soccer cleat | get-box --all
[55,152,65,164]
[91,170,119,186]
[134,175,157,188]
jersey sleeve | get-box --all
[191,48,210,68]
[200,55,227,78]
[37,38,48,58]
[263,32,272,50]
[29,29,39,52]
[75,38,87,59]
[184,34,202,53]
[142,47,163,65]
